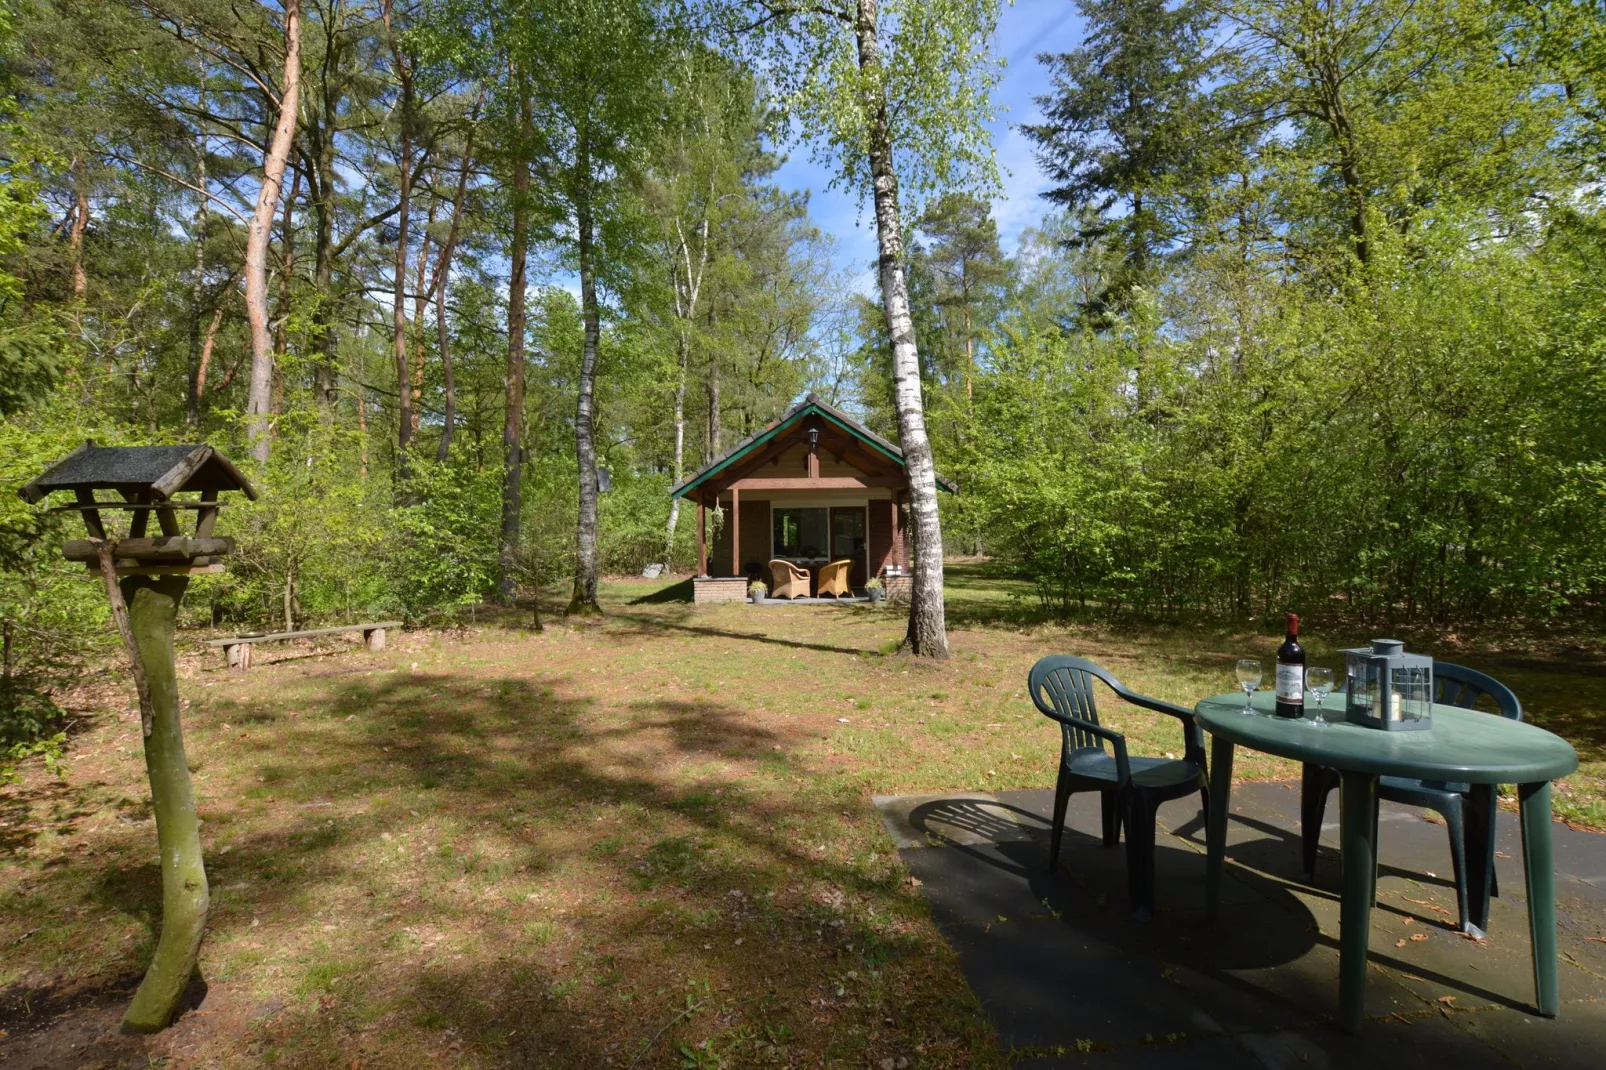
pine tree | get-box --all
[1025,0,1217,321]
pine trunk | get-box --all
[185,98,209,427]
[69,161,88,342]
[309,119,339,409]
[391,97,414,466]
[855,0,949,658]
[244,0,301,465]
[498,99,532,604]
[432,117,477,461]
[271,168,299,418]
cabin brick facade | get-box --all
[672,394,952,605]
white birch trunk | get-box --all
[856,0,949,657]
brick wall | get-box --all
[885,574,912,603]
[869,497,895,577]
[694,577,749,604]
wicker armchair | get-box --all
[817,559,853,598]
[768,559,810,599]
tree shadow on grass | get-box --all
[627,578,694,605]
[0,670,993,1068]
[614,614,885,658]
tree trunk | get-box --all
[186,85,209,427]
[68,160,88,341]
[409,200,436,444]
[432,113,478,461]
[498,96,532,604]
[663,333,689,567]
[101,567,208,1035]
[390,36,415,468]
[244,0,301,465]
[662,205,710,569]
[706,334,720,464]
[436,267,456,461]
[282,566,295,633]
[270,167,299,427]
[191,293,228,405]
[308,100,339,410]
[1317,70,1369,266]
[568,160,603,616]
[856,0,949,658]
[356,343,369,478]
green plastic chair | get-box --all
[1028,656,1209,920]
[1300,662,1522,936]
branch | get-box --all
[329,204,404,260]
[106,153,251,224]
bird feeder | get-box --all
[19,443,255,1033]
[1343,639,1434,731]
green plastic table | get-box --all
[1196,691,1579,1033]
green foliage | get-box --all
[951,223,1606,622]
[0,393,111,778]
[742,0,1004,209]
[392,458,503,615]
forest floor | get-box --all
[1,564,1603,1068]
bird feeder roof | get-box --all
[18,444,257,503]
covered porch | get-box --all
[670,393,949,605]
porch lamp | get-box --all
[807,427,819,450]
[1343,639,1433,731]
[19,443,256,1033]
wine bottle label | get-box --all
[1276,664,1304,704]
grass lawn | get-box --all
[1,563,1603,1067]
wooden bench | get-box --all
[204,621,402,670]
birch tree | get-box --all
[508,0,671,615]
[735,0,1002,657]
[644,55,757,567]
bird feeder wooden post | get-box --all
[19,443,255,1034]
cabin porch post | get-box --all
[697,494,707,577]
[731,488,740,578]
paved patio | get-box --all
[875,782,1606,1068]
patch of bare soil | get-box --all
[0,978,263,1070]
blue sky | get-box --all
[771,0,1086,293]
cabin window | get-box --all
[773,507,829,560]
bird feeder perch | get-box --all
[19,443,255,1033]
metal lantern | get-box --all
[1343,639,1434,731]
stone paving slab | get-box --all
[878,781,1606,1068]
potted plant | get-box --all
[865,576,885,604]
[749,579,768,604]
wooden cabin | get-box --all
[671,394,955,603]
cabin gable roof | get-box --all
[669,394,956,499]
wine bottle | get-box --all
[1274,613,1305,718]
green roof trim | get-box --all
[668,393,956,499]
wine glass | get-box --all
[1306,667,1335,728]
[1235,659,1262,714]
